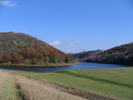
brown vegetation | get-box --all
[16,76,86,100]
[0,70,86,100]
[73,42,133,66]
[0,32,74,66]
[0,70,117,100]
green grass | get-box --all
[0,78,24,100]
[67,67,133,86]
[7,67,133,100]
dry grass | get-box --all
[15,75,86,100]
[0,70,10,84]
[25,77,115,100]
[0,70,86,100]
[1,69,119,100]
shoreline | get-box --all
[0,63,78,68]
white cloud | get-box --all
[50,41,60,47]
[94,39,98,41]
[68,41,83,47]
[69,43,76,47]
[0,0,18,7]
[73,41,83,44]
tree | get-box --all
[58,58,61,63]
[2,55,11,63]
[66,56,70,63]
[0,32,69,65]
[49,54,53,63]
[31,58,36,65]
[53,58,56,63]
[70,55,73,61]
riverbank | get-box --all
[0,62,77,68]
[5,67,133,100]
[84,61,133,67]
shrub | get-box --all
[3,63,6,66]
[37,62,40,64]
[40,61,43,64]
[31,58,36,65]
[8,62,12,66]
[43,61,46,64]
[58,59,61,63]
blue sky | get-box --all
[0,0,133,53]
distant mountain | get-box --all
[72,50,101,61]
[85,43,133,66]
[0,32,73,65]
[72,43,133,66]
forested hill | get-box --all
[0,32,73,65]
[72,50,101,59]
[85,43,133,66]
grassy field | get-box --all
[7,67,133,100]
[0,70,86,100]
[0,70,24,100]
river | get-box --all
[0,62,126,73]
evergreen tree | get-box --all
[70,55,73,61]
[53,58,56,63]
[49,54,53,63]
[66,56,70,63]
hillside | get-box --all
[0,32,73,66]
[72,50,101,60]
[84,43,133,66]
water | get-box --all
[0,62,126,73]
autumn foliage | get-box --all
[73,42,133,66]
[0,32,72,64]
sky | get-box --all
[0,0,133,53]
